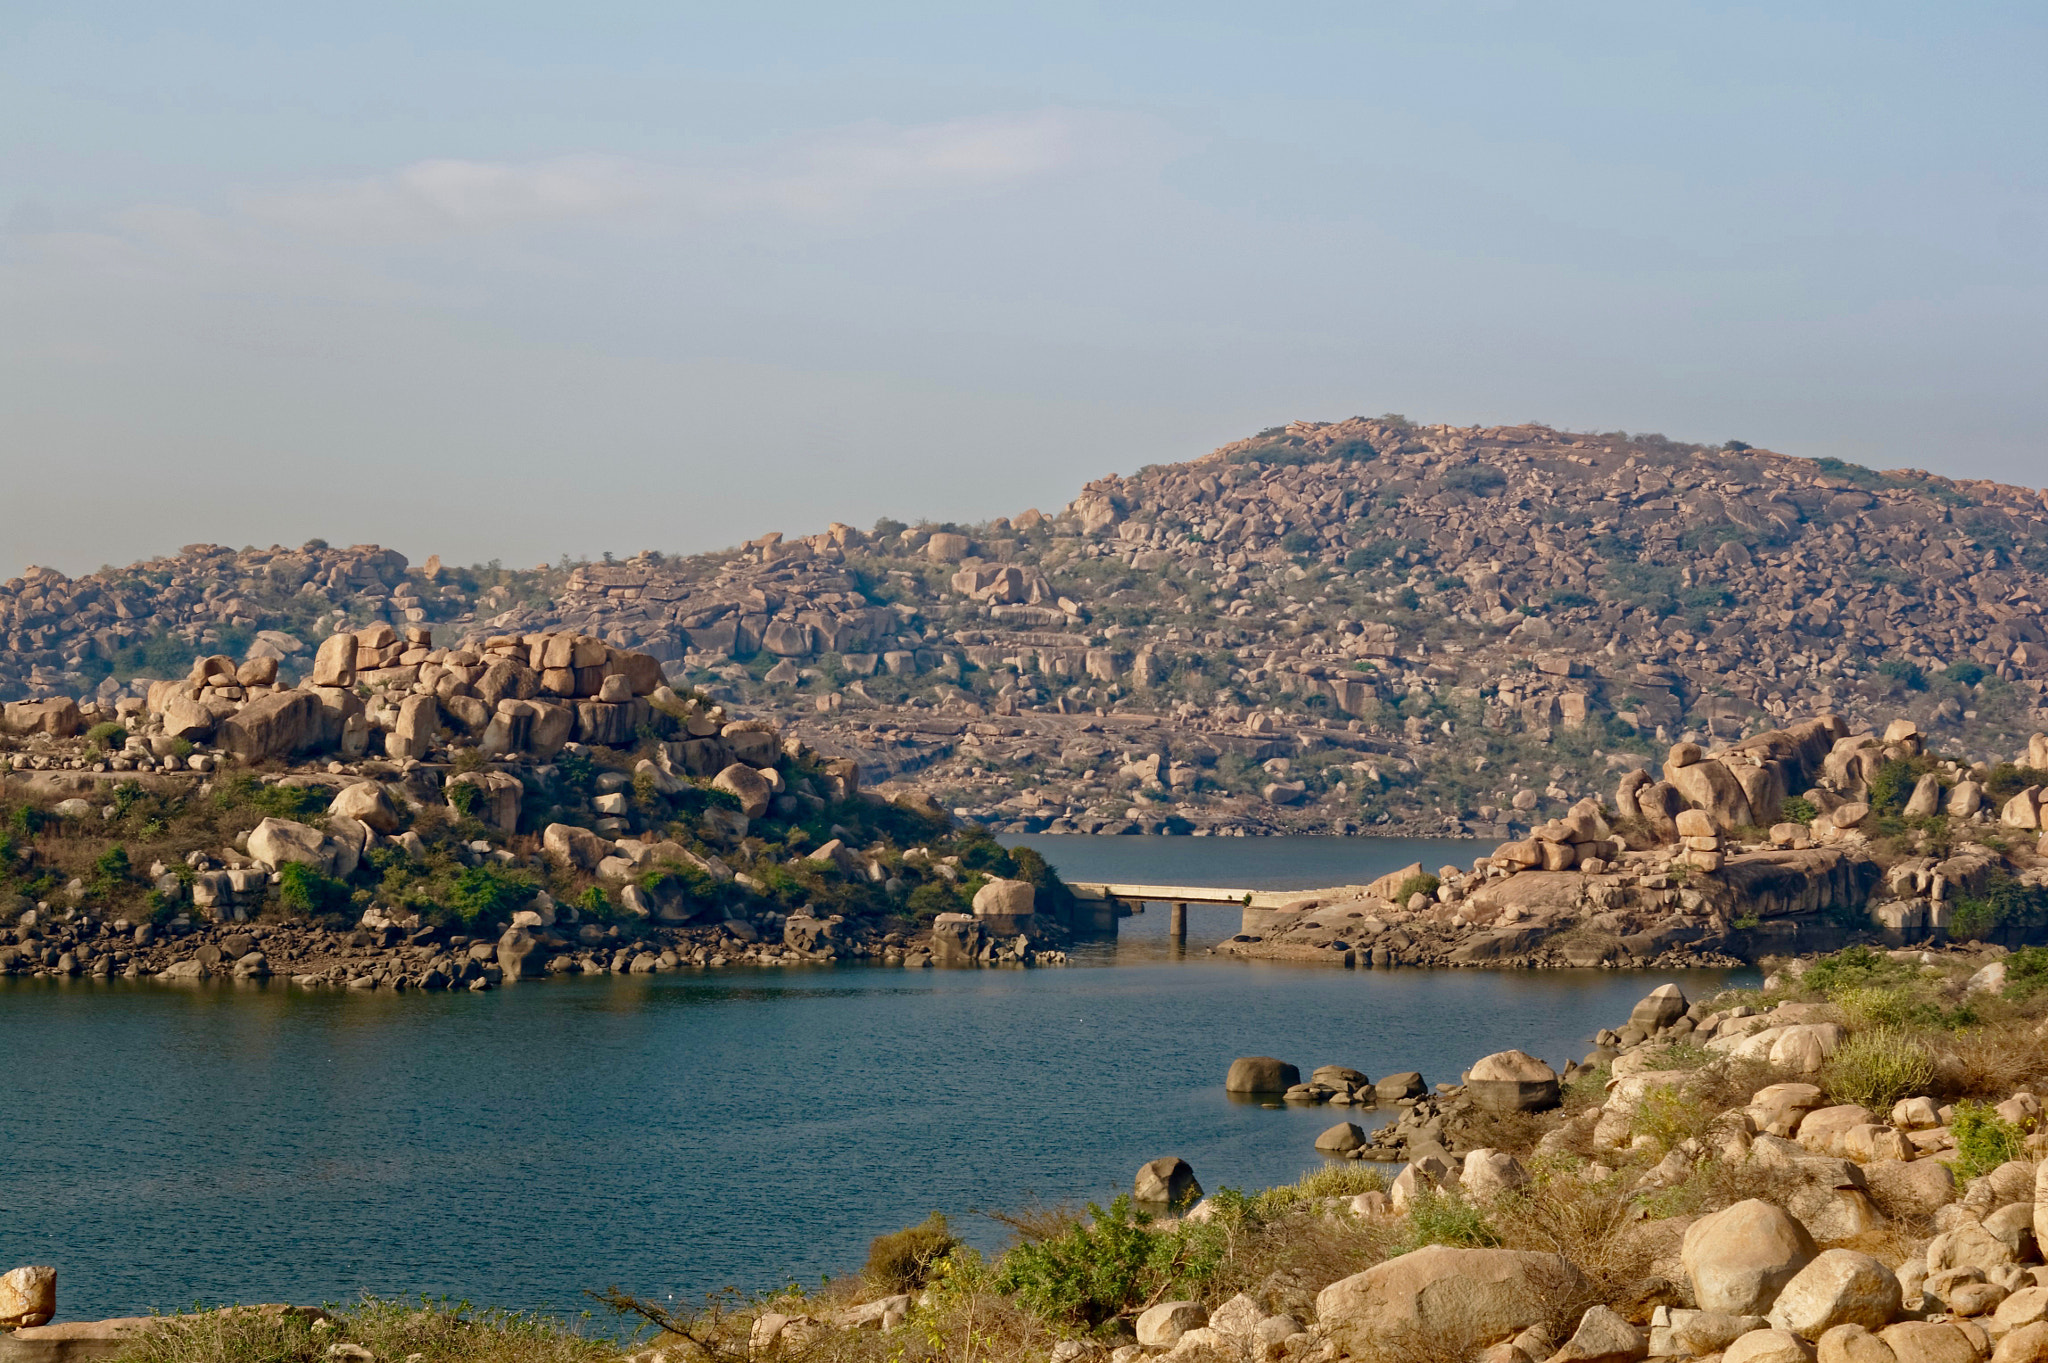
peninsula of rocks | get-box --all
[4,418,2046,838]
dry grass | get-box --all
[114,1299,611,1363]
[1936,1017,2048,1102]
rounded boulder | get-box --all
[1225,1056,1300,1094]
[1134,1157,1203,1208]
[1466,1050,1561,1113]
[1683,1199,1819,1315]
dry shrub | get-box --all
[1490,1164,1647,1308]
[1937,1019,2048,1102]
[863,1212,960,1292]
[116,1300,611,1363]
[1456,1104,1555,1155]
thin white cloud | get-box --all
[245,155,653,241]
[145,108,1152,248]
[703,108,1139,218]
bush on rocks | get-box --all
[992,1195,1228,1334]
[863,1212,960,1292]
[1822,1027,1939,1112]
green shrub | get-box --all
[1802,945,1912,998]
[2004,947,2048,999]
[1951,1100,2028,1179]
[213,775,326,821]
[1831,986,1936,1029]
[1781,796,1818,824]
[444,865,535,927]
[1986,764,2048,802]
[278,862,353,923]
[86,721,128,752]
[92,844,133,889]
[1280,530,1318,554]
[1944,660,1987,687]
[1867,757,1940,816]
[864,1212,960,1292]
[905,880,967,922]
[1822,1027,1937,1111]
[1951,873,2048,940]
[1391,873,1441,904]
[994,1196,1227,1335]
[447,782,482,818]
[1389,1189,1500,1254]
[1875,659,1927,693]
[1441,464,1507,496]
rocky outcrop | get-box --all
[1315,1246,1590,1357]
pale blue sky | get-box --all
[4,3,2044,575]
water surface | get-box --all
[2,837,1755,1320]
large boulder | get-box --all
[1723,1329,1816,1363]
[1768,1250,1901,1340]
[1467,1050,1561,1112]
[1876,1321,1982,1362]
[1377,1071,1427,1102]
[1315,1122,1366,1155]
[310,632,357,687]
[1225,1057,1300,1094]
[543,823,612,871]
[1631,983,1689,1032]
[447,771,523,832]
[496,926,549,980]
[0,1265,56,1328]
[1683,1200,1819,1315]
[1461,1148,1528,1201]
[247,817,338,875]
[1134,1157,1202,1208]
[218,690,321,762]
[1551,1304,1645,1363]
[1314,1246,1589,1358]
[329,781,401,834]
[970,878,1036,921]
[1135,1302,1206,1348]
[0,699,81,738]
[1666,757,1754,830]
[713,763,774,819]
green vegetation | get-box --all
[1951,873,2048,940]
[1951,1101,2029,1179]
[1822,1027,1938,1110]
[993,1196,1228,1334]
[277,863,353,924]
[1391,873,1441,904]
[1387,1189,1500,1254]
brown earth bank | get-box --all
[5,419,2047,839]
[19,945,2048,1363]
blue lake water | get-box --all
[0,837,1756,1321]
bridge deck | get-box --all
[1067,882,1324,911]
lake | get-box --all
[0,837,1755,1321]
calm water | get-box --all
[1,837,1756,1321]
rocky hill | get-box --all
[5,417,2047,835]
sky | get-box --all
[3,2,2045,578]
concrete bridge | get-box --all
[1067,882,1309,940]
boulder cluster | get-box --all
[7,421,2047,837]
[1220,713,2048,972]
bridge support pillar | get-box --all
[1170,902,1186,942]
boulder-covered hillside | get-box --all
[4,418,2046,836]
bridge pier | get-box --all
[1170,902,1186,942]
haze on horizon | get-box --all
[3,2,2044,579]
